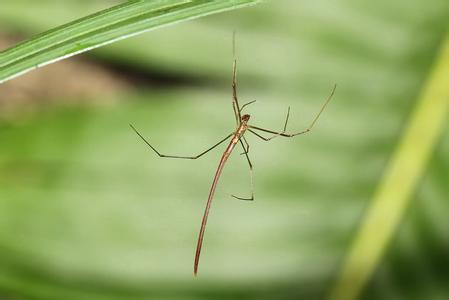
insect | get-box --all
[130,44,336,276]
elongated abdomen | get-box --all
[193,139,237,275]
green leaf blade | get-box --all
[0,0,262,83]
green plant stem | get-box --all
[328,32,449,300]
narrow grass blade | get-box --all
[328,33,449,300]
[0,0,262,84]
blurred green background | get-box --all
[1,1,449,299]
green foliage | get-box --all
[0,1,448,300]
[0,0,262,83]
